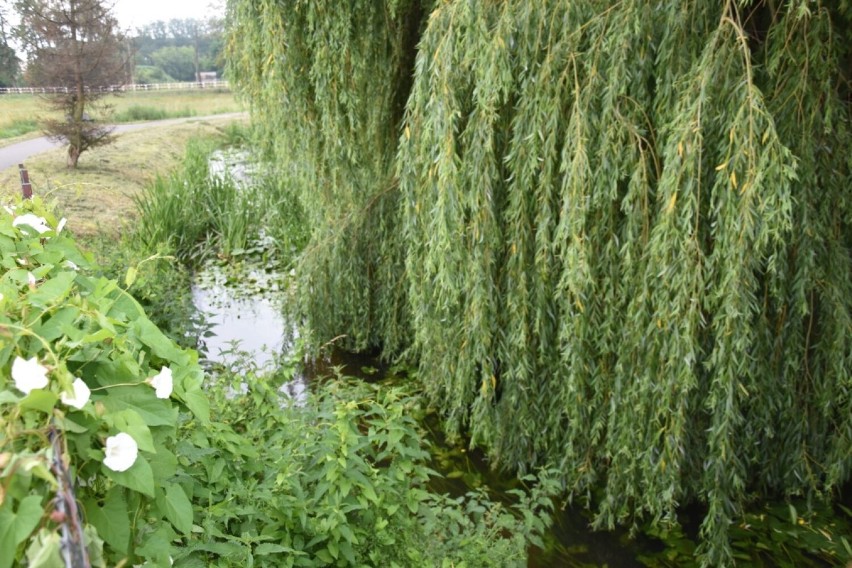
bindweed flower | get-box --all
[27,272,37,288]
[60,378,91,409]
[149,367,173,399]
[13,213,51,235]
[57,218,67,233]
[103,433,138,472]
[64,260,79,271]
[11,356,49,394]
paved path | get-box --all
[0,112,247,171]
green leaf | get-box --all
[84,487,130,554]
[125,266,138,288]
[24,530,63,568]
[254,544,296,555]
[18,390,58,414]
[99,386,177,428]
[179,379,210,424]
[104,453,155,498]
[14,495,44,545]
[28,271,76,308]
[33,306,80,341]
[131,317,188,365]
[159,483,193,535]
[0,508,17,568]
[106,410,156,453]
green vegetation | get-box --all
[226,1,852,565]
[133,65,176,85]
[0,116,247,236]
[132,17,224,83]
[134,133,308,263]
[0,90,241,141]
[0,118,36,139]
[112,104,191,122]
[0,196,560,566]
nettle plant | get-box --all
[0,197,209,566]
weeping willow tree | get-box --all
[227,0,851,564]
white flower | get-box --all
[56,218,67,233]
[13,213,51,235]
[149,367,173,399]
[60,378,90,409]
[103,433,138,472]
[63,260,79,271]
[27,272,37,287]
[11,356,49,394]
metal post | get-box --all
[19,164,33,199]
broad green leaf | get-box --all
[255,543,296,555]
[33,306,80,342]
[104,454,155,498]
[158,483,193,535]
[0,391,21,405]
[106,410,156,453]
[131,317,188,365]
[14,495,44,545]
[24,530,63,568]
[99,386,177,428]
[83,488,130,554]
[18,390,58,414]
[179,379,210,424]
[0,508,17,568]
[28,271,76,308]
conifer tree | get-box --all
[227,1,851,564]
[15,0,130,167]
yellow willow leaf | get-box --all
[404,125,410,140]
[575,298,584,313]
[666,192,677,213]
[715,160,728,171]
[480,379,488,397]
[740,181,749,195]
[730,171,738,189]
[657,319,663,329]
[677,141,683,157]
[511,243,517,255]
[491,375,496,389]
[762,129,770,144]
[729,128,736,142]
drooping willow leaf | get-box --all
[227,1,852,565]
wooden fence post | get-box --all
[19,164,33,199]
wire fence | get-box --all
[0,80,231,95]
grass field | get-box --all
[0,89,242,142]
[0,114,248,237]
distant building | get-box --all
[198,71,218,83]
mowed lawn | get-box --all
[0,89,243,143]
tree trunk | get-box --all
[67,144,80,168]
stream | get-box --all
[189,151,653,567]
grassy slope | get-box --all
[0,115,248,237]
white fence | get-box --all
[0,80,230,95]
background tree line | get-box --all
[0,6,224,88]
[132,17,225,84]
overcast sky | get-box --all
[112,0,225,30]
